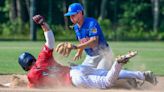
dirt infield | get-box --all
[0,75,163,92]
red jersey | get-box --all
[27,45,71,88]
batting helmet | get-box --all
[18,52,36,71]
[64,3,84,16]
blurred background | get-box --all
[0,0,164,75]
[0,0,164,41]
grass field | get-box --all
[0,41,164,76]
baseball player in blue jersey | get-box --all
[64,3,114,70]
[59,3,158,88]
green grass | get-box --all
[0,41,164,76]
[110,42,164,76]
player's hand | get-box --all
[32,15,45,25]
[73,48,83,61]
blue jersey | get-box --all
[73,17,108,56]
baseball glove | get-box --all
[55,42,77,56]
[32,15,45,25]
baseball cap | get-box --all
[64,3,84,16]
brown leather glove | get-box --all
[55,42,77,56]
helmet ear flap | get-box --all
[18,52,36,71]
[22,66,28,71]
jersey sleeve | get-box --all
[38,45,53,59]
[88,21,99,37]
[36,45,55,67]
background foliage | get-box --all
[0,0,163,41]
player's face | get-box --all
[70,14,78,24]
[70,12,82,24]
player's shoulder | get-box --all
[84,17,98,28]
[85,17,97,23]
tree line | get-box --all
[0,0,164,41]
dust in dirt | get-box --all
[0,75,163,92]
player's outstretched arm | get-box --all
[32,15,55,49]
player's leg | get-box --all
[82,55,101,68]
[71,51,138,88]
[119,70,145,80]
[70,64,115,89]
[70,61,123,89]
[104,61,123,88]
[119,70,157,85]
[97,47,114,70]
[105,51,139,88]
[70,65,106,88]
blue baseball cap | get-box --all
[64,3,84,16]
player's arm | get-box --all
[32,15,55,49]
[76,21,99,49]
[76,36,98,49]
[42,23,55,49]
[72,36,98,61]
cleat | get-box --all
[144,71,158,85]
[127,78,138,88]
[116,51,137,64]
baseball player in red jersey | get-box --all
[18,15,157,89]
[27,44,71,88]
[18,15,71,88]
